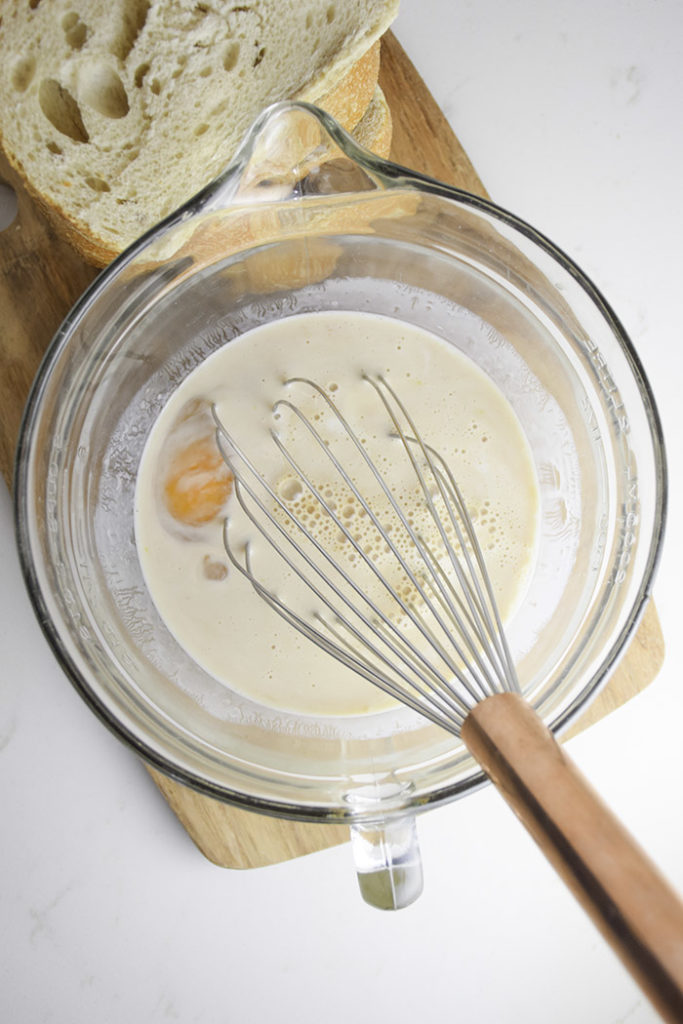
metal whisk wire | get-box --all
[212,373,519,735]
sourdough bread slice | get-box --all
[353,83,392,158]
[317,38,381,132]
[0,0,398,265]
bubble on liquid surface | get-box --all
[278,477,304,502]
[272,468,500,628]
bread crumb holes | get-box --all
[134,62,150,87]
[11,56,36,92]
[38,78,89,143]
[223,42,240,71]
[79,61,129,118]
[62,11,88,49]
[85,175,111,193]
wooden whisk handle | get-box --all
[461,691,683,1022]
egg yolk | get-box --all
[163,436,233,527]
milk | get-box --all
[134,311,539,717]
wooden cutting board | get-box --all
[0,32,664,868]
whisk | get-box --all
[214,372,683,1022]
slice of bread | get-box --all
[316,38,381,133]
[0,0,398,265]
[353,83,392,159]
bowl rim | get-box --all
[12,101,668,821]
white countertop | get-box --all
[2,1,683,1021]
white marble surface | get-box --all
[2,1,683,1020]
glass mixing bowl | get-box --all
[14,102,666,908]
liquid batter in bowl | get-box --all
[134,311,540,717]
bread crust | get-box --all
[354,84,393,159]
[0,143,114,265]
[313,41,380,132]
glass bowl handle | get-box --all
[346,780,423,910]
[350,813,423,910]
